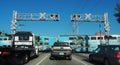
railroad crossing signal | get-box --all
[85,13,91,20]
[71,13,104,22]
[11,10,60,34]
[50,14,59,20]
[71,13,110,36]
[72,14,81,20]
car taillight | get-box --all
[115,53,120,59]
[2,51,9,55]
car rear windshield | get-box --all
[54,42,69,46]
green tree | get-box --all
[35,36,41,46]
[114,3,120,23]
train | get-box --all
[38,36,57,52]
[58,34,120,53]
[1,31,120,54]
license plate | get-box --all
[59,52,64,55]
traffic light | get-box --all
[73,15,76,18]
[50,14,54,18]
[55,15,58,18]
[50,14,59,21]
[77,15,80,19]
[71,14,81,22]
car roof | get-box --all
[15,31,33,36]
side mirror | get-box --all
[93,50,98,53]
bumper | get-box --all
[51,51,72,57]
[111,59,120,65]
[0,56,11,64]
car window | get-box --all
[112,46,120,51]
[94,47,106,53]
[19,36,29,40]
[94,48,100,53]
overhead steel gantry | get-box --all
[11,10,59,34]
[71,13,110,35]
[71,13,110,44]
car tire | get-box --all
[18,54,29,65]
[23,54,29,63]
[49,56,54,60]
[89,55,93,62]
[104,59,110,65]
[67,56,72,60]
[68,57,72,60]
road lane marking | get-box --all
[36,55,49,65]
[72,55,88,65]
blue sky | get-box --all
[0,0,120,36]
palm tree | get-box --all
[114,3,120,23]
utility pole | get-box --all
[99,23,102,45]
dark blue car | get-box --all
[89,45,120,65]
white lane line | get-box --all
[36,55,49,65]
[73,55,88,65]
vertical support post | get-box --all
[104,13,110,45]
[11,11,17,34]
[72,22,75,35]
[72,22,78,35]
[99,23,102,45]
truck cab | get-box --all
[12,31,39,64]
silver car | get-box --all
[50,42,72,60]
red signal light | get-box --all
[77,15,80,18]
[73,15,76,18]
[50,14,58,18]
[55,15,58,18]
[50,14,54,17]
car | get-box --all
[64,40,76,52]
[89,45,120,65]
[50,42,72,60]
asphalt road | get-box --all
[24,53,102,65]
